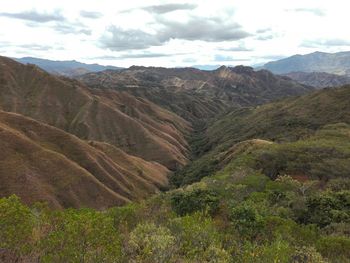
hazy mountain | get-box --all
[261,51,350,75]
[284,71,350,89]
[14,56,122,77]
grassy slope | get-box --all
[0,110,170,209]
[0,56,191,170]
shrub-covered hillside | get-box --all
[174,85,350,186]
[1,124,350,262]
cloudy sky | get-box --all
[0,0,349,67]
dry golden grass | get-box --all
[0,110,170,209]
[0,56,191,170]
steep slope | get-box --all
[15,57,122,77]
[0,56,190,169]
[174,85,350,185]
[284,71,350,88]
[0,110,169,209]
[261,51,350,75]
[78,65,312,122]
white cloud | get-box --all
[0,0,349,67]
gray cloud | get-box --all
[101,16,250,51]
[156,17,250,42]
[101,26,161,50]
[219,45,252,52]
[0,10,65,23]
[301,38,350,48]
[214,54,250,62]
[0,9,90,35]
[122,3,197,14]
[287,8,326,16]
[182,57,197,63]
[255,35,275,41]
[52,21,92,35]
[117,53,173,59]
[256,28,272,34]
[257,55,286,60]
[80,10,103,19]
[143,3,197,14]
[255,30,283,41]
[17,44,52,51]
[214,54,234,62]
[91,51,185,60]
[0,41,11,47]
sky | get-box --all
[0,0,350,68]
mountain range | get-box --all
[283,71,350,89]
[1,52,350,262]
[0,52,349,207]
[77,65,312,122]
[261,51,350,76]
[14,57,122,77]
[0,55,313,208]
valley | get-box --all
[1,54,349,262]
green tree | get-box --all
[302,191,350,227]
[230,203,264,239]
[170,188,220,216]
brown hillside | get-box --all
[0,56,191,169]
[0,110,169,209]
[78,65,313,122]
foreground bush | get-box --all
[126,223,176,263]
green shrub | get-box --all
[0,195,35,259]
[291,246,327,263]
[170,188,220,216]
[302,191,350,227]
[234,240,293,263]
[126,223,176,263]
[316,236,350,263]
[169,213,226,261]
[229,203,264,239]
[108,203,141,230]
[40,208,122,263]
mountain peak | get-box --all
[231,65,254,74]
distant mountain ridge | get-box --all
[14,56,122,77]
[283,71,350,89]
[261,51,350,75]
[78,65,313,122]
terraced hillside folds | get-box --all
[0,56,191,170]
[0,110,170,208]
